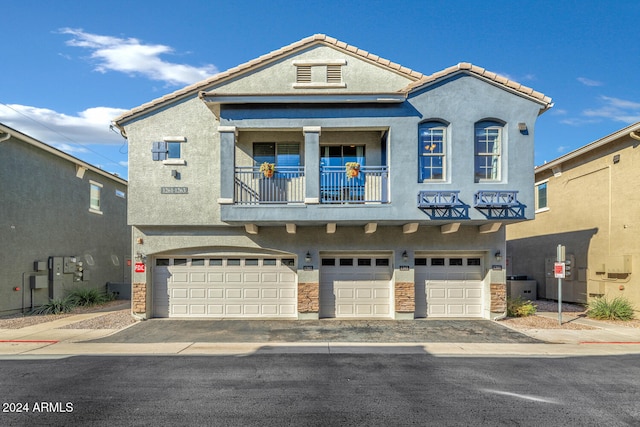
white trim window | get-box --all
[535,180,549,212]
[89,180,103,214]
[474,121,502,182]
[419,121,446,181]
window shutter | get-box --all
[151,141,167,161]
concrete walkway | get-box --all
[1,307,639,358]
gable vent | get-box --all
[296,65,312,83]
[327,65,342,83]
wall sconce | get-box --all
[495,250,502,262]
[518,122,528,135]
[135,252,147,262]
[305,251,312,263]
[402,250,408,262]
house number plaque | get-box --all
[161,187,188,194]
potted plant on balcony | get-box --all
[345,162,360,178]
[260,162,275,178]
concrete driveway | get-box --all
[89,319,540,344]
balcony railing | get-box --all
[320,165,389,204]
[234,166,305,205]
[233,165,389,205]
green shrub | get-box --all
[587,296,635,321]
[67,288,114,306]
[30,297,75,315]
[507,297,537,317]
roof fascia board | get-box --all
[200,93,406,104]
[0,123,127,185]
[535,121,640,173]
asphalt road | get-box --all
[1,354,639,426]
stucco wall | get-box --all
[507,134,640,307]
[0,138,130,314]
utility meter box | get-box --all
[30,275,47,289]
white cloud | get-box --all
[583,96,640,123]
[0,103,127,146]
[59,28,219,86]
[577,77,603,87]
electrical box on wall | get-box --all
[34,261,47,272]
[63,257,77,273]
[30,275,47,289]
[606,255,632,274]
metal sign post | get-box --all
[555,245,566,325]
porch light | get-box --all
[495,250,502,261]
[402,251,408,262]
[305,252,312,263]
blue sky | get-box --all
[2,0,639,179]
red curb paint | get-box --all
[580,342,640,345]
[0,340,59,343]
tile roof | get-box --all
[535,121,640,172]
[113,35,552,125]
[403,62,553,107]
[113,34,424,125]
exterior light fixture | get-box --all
[402,250,408,262]
[518,122,528,134]
[495,250,502,261]
[305,252,312,263]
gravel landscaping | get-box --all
[0,300,136,330]
[499,299,640,330]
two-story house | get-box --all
[0,123,130,315]
[113,35,551,320]
[507,122,640,311]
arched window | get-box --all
[474,120,503,182]
[418,121,447,181]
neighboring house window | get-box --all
[474,121,503,182]
[536,181,548,211]
[419,121,446,181]
[89,181,103,214]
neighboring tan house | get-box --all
[0,123,130,314]
[507,122,640,310]
[113,34,552,320]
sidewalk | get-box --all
[1,306,639,358]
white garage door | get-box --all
[319,256,392,319]
[415,255,484,318]
[153,256,297,318]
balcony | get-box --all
[320,166,389,204]
[234,166,305,205]
[233,165,389,205]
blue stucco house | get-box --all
[113,34,552,320]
